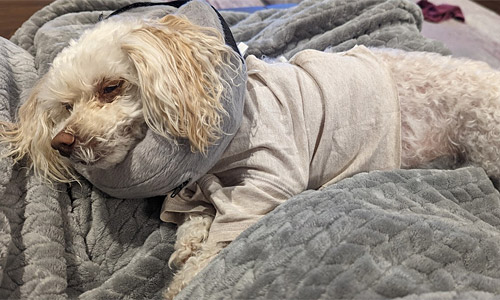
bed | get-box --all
[1,0,500,299]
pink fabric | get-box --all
[417,0,465,23]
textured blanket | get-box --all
[178,167,500,299]
[3,0,497,299]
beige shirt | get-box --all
[161,46,401,243]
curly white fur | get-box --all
[0,15,240,183]
[372,48,500,175]
[3,14,500,300]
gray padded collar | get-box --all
[76,0,246,198]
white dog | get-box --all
[2,13,500,299]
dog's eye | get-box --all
[64,103,73,112]
[103,80,124,95]
[103,84,120,94]
[97,79,125,103]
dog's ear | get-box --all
[0,80,75,183]
[122,14,237,153]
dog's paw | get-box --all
[165,241,227,299]
[164,283,183,300]
[168,214,213,269]
[165,255,203,300]
[168,237,205,268]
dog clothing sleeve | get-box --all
[162,45,401,244]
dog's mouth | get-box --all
[71,155,99,166]
[70,145,106,166]
[68,138,139,169]
[51,135,114,168]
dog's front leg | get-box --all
[168,213,213,269]
[166,238,228,299]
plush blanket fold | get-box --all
[3,0,493,299]
[177,167,500,300]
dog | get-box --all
[2,13,500,299]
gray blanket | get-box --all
[3,0,498,299]
[178,167,500,299]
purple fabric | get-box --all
[417,0,465,23]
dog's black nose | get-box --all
[51,131,76,157]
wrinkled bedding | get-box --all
[2,0,499,299]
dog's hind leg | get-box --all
[399,75,500,179]
[453,105,500,178]
[375,48,500,177]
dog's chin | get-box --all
[69,146,129,170]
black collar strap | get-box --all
[170,178,191,198]
[104,0,241,56]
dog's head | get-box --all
[1,14,242,184]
